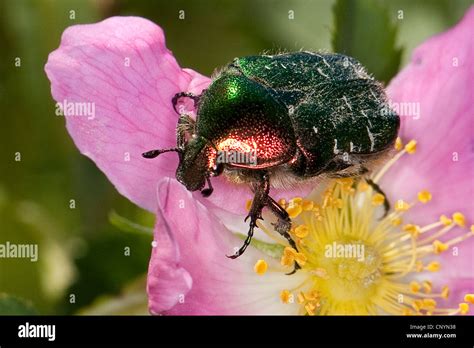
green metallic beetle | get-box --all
[143,51,399,273]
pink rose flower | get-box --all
[45,8,474,315]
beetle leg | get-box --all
[201,176,214,197]
[227,172,269,259]
[366,178,390,217]
[177,113,196,148]
[172,92,200,115]
[266,196,301,275]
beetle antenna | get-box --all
[142,148,183,159]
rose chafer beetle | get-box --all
[143,51,400,273]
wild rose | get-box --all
[45,8,474,315]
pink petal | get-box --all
[384,7,474,308]
[45,16,210,212]
[147,178,306,315]
[384,7,474,226]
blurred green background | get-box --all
[0,0,471,314]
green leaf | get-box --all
[0,294,38,315]
[332,0,403,84]
[235,233,284,258]
[108,210,154,235]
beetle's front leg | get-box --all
[266,196,300,275]
[227,172,269,259]
[365,178,390,217]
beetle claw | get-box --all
[201,188,213,197]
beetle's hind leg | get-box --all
[227,173,270,259]
[365,178,390,217]
[266,197,300,275]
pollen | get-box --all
[286,204,303,219]
[432,240,448,254]
[280,290,292,304]
[410,281,421,293]
[391,217,402,226]
[395,137,403,150]
[403,224,420,238]
[464,294,474,304]
[452,212,465,227]
[459,303,469,315]
[278,198,287,208]
[417,190,432,203]
[440,215,452,226]
[426,261,441,272]
[294,224,309,238]
[441,286,450,299]
[422,280,432,294]
[294,252,307,266]
[302,200,314,211]
[405,140,417,154]
[372,193,385,206]
[254,259,268,275]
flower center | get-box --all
[253,138,474,315]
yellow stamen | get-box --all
[278,198,287,208]
[302,200,314,211]
[422,280,432,294]
[403,224,420,238]
[459,303,469,315]
[290,197,303,205]
[464,294,474,304]
[297,292,305,304]
[395,137,403,151]
[405,140,417,154]
[294,225,309,238]
[426,261,441,272]
[280,290,292,304]
[432,240,448,254]
[410,281,421,293]
[452,212,465,227]
[423,299,437,309]
[286,204,303,219]
[440,215,452,226]
[417,190,432,203]
[372,193,385,206]
[254,259,268,275]
[280,255,293,267]
[294,252,307,266]
[391,217,403,226]
[304,302,316,316]
[441,286,450,299]
[358,180,369,191]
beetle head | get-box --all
[175,136,217,192]
[143,135,221,195]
